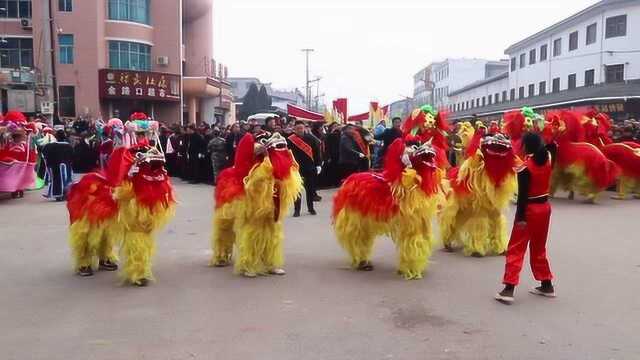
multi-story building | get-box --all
[450,0,640,122]
[413,58,508,109]
[0,0,232,125]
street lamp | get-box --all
[301,48,314,109]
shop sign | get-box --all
[99,69,181,102]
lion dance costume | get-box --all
[67,115,175,286]
[332,138,444,279]
[545,110,616,202]
[402,104,450,167]
[582,109,640,200]
[440,133,518,256]
[210,132,303,277]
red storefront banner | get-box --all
[98,69,181,102]
[287,103,325,122]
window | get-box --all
[0,38,33,68]
[605,64,624,83]
[586,23,597,45]
[488,94,492,105]
[569,31,578,51]
[108,0,150,25]
[502,90,507,102]
[58,0,71,11]
[518,87,525,99]
[568,74,576,90]
[58,34,73,64]
[585,69,595,86]
[539,81,546,96]
[0,0,32,18]
[553,38,562,57]
[528,84,535,97]
[510,57,516,72]
[108,40,151,71]
[59,86,76,117]
[510,89,515,101]
[482,97,486,106]
[495,93,500,103]
[552,77,560,93]
[540,44,548,61]
[519,53,526,68]
[605,15,626,38]
[466,101,469,109]
[529,49,536,65]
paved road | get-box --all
[1,181,639,360]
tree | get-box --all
[257,85,272,112]
[240,83,260,120]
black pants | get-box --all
[294,171,316,213]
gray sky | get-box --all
[213,0,595,114]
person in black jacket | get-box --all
[374,117,403,165]
[287,120,322,217]
[41,130,74,201]
[321,122,342,188]
[185,125,207,184]
[225,123,242,168]
[338,124,367,180]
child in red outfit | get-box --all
[496,132,555,304]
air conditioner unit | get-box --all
[157,56,169,66]
[20,19,32,30]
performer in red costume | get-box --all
[496,132,555,304]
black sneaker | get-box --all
[495,285,515,304]
[99,260,118,271]
[134,278,149,287]
[356,261,374,271]
[313,195,322,202]
[78,266,94,277]
[309,209,317,216]
[293,211,300,218]
[529,285,556,298]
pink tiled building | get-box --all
[0,0,232,125]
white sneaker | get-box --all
[269,268,286,275]
[243,271,257,278]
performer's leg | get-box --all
[97,224,119,271]
[487,212,508,255]
[502,222,530,286]
[263,222,285,274]
[393,228,432,280]
[304,174,316,214]
[612,177,628,200]
[527,204,553,283]
[69,220,94,275]
[438,199,460,251]
[210,216,234,267]
[463,215,491,257]
[334,211,376,270]
[120,231,155,286]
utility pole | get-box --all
[301,48,314,109]
[47,0,60,123]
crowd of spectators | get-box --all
[47,115,640,188]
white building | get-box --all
[450,0,640,121]
[413,58,508,109]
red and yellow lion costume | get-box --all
[546,110,616,202]
[582,109,640,200]
[439,133,517,256]
[332,138,444,280]
[210,132,303,277]
[67,145,175,286]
